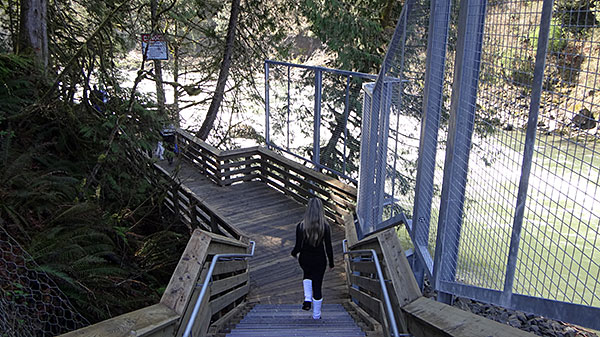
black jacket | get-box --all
[291,222,334,268]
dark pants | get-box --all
[299,253,326,300]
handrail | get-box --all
[265,59,378,80]
[182,241,256,337]
[343,239,402,337]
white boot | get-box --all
[303,279,313,302]
[312,297,323,319]
[302,279,312,310]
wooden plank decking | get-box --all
[157,160,349,305]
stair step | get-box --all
[226,304,366,337]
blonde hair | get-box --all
[302,198,327,246]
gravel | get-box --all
[421,278,598,337]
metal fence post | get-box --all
[357,0,416,236]
[501,0,555,306]
[287,65,291,150]
[357,83,375,236]
[433,0,487,304]
[342,75,351,176]
[313,69,322,170]
[412,0,452,288]
[265,61,271,148]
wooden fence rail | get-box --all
[154,163,244,240]
[61,229,252,337]
[174,129,357,227]
[342,214,537,337]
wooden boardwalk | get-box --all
[158,160,349,305]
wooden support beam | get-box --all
[376,229,421,305]
[403,297,536,337]
[59,304,178,337]
[161,229,212,315]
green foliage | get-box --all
[555,0,599,35]
[498,48,535,87]
[0,54,186,323]
[528,17,567,53]
[299,0,400,73]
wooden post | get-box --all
[161,230,211,315]
[172,185,180,215]
[210,214,220,234]
[189,199,199,231]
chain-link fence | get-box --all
[0,228,89,336]
[355,0,600,331]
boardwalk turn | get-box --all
[158,160,348,304]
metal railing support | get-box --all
[502,0,554,306]
[343,239,404,337]
[432,0,486,305]
[264,62,270,148]
[263,59,376,183]
[411,0,452,289]
[182,241,256,337]
[313,69,322,170]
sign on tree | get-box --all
[141,34,168,60]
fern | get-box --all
[0,53,181,323]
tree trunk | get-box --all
[196,0,241,141]
[173,23,180,126]
[18,0,48,69]
[321,105,348,168]
[151,0,167,117]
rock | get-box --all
[508,315,521,328]
[571,107,596,130]
[513,312,524,322]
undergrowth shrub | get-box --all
[0,54,187,323]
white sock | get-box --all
[312,297,323,319]
[303,279,313,302]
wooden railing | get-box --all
[154,163,245,240]
[61,229,252,337]
[343,214,536,337]
[343,214,421,337]
[175,129,357,226]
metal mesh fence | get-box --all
[381,0,431,223]
[357,0,600,330]
[0,228,89,336]
[516,0,600,307]
[421,0,458,270]
[447,0,545,291]
[356,0,428,233]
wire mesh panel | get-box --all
[411,0,458,280]
[356,0,425,234]
[0,228,89,336]
[445,0,544,292]
[364,0,600,330]
[382,0,431,224]
[516,0,600,308]
[432,0,600,329]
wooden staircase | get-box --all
[225,304,366,337]
[59,131,539,337]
